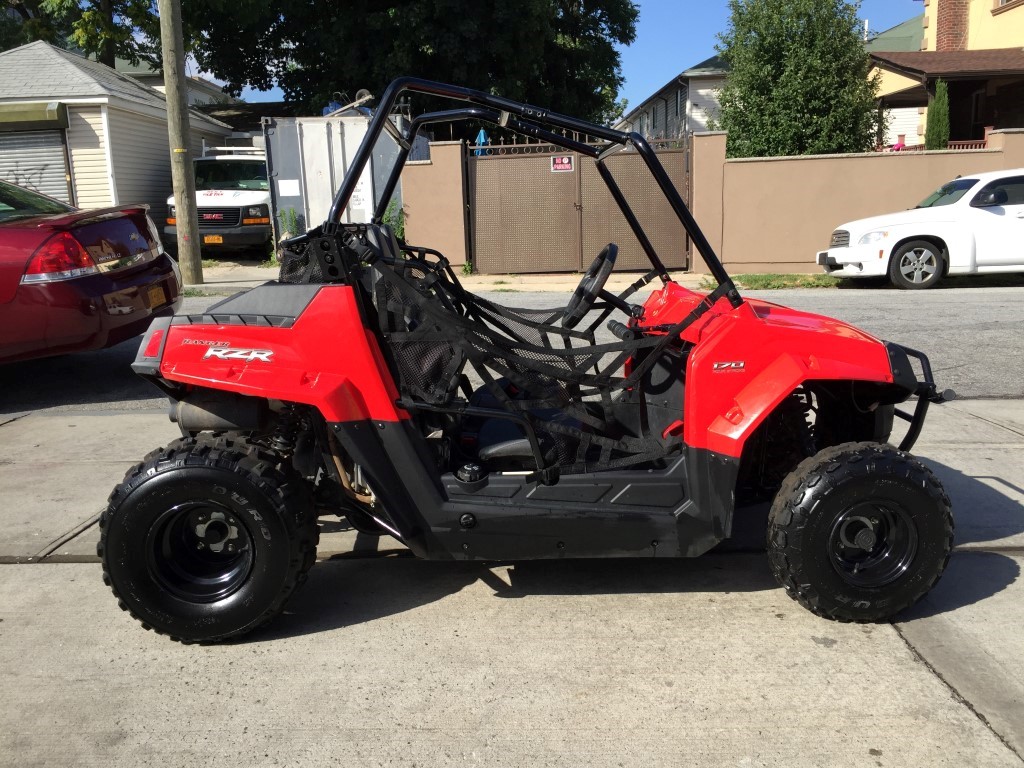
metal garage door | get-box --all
[0,131,71,202]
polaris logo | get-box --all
[203,347,274,362]
[713,361,745,372]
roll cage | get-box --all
[323,77,743,309]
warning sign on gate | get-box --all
[550,155,574,173]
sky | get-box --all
[238,0,926,107]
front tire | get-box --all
[889,240,946,289]
[767,442,952,622]
[99,439,318,643]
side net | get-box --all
[363,235,683,477]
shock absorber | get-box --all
[271,403,302,457]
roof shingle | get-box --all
[870,48,1024,79]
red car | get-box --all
[0,180,181,364]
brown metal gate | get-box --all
[469,144,689,274]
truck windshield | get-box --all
[916,178,977,208]
[194,160,269,191]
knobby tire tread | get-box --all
[766,441,953,622]
[98,437,319,643]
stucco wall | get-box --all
[968,0,1024,49]
[690,129,1024,273]
[924,0,1024,50]
[402,141,467,266]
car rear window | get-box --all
[0,181,73,223]
[916,178,978,208]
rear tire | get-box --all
[99,439,318,643]
[889,240,945,290]
[767,442,952,621]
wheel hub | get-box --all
[900,249,937,284]
[829,503,918,588]
[194,510,241,554]
[146,501,255,603]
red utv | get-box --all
[99,79,954,643]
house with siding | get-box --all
[865,15,925,147]
[0,41,230,218]
[871,0,1024,144]
[614,55,728,140]
[616,16,929,150]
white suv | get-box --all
[817,168,1024,289]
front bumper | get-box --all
[164,224,272,251]
[885,342,955,452]
[817,244,891,278]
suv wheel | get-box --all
[889,240,945,290]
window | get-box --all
[0,180,72,223]
[971,176,1024,206]
[193,160,269,191]
[916,178,978,208]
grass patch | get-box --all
[260,254,280,269]
[200,259,220,269]
[699,273,841,290]
[492,288,519,293]
[182,287,208,298]
[492,280,508,285]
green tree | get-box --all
[189,0,638,123]
[716,0,881,158]
[1,1,160,65]
[924,79,950,150]
[3,0,638,125]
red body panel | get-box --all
[640,283,894,458]
[159,286,407,422]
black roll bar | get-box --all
[328,77,740,304]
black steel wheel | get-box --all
[99,438,318,643]
[889,240,945,290]
[767,442,953,622]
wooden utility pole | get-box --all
[157,0,202,284]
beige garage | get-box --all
[0,41,230,218]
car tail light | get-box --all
[21,231,99,284]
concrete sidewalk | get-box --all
[0,401,1022,766]
[185,258,710,295]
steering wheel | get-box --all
[562,243,618,328]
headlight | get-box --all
[242,204,271,225]
[858,230,890,245]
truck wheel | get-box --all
[767,442,952,622]
[889,240,945,290]
[98,439,318,643]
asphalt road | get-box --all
[1,285,1021,416]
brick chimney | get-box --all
[935,0,970,51]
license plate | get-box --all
[203,234,224,244]
[147,284,166,308]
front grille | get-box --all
[197,207,241,227]
[830,230,850,248]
